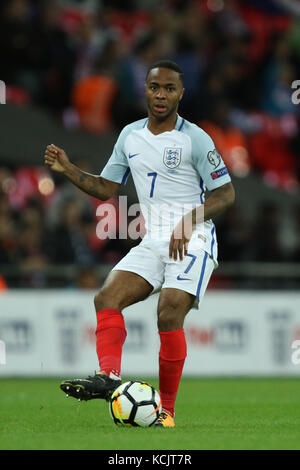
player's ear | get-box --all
[179,87,185,101]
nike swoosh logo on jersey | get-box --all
[176,275,192,281]
[128,153,140,159]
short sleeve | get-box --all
[100,127,131,185]
[189,125,231,191]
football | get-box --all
[109,381,162,427]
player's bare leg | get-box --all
[93,269,153,311]
[154,288,194,427]
[60,271,153,401]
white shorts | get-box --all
[112,238,216,308]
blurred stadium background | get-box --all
[0,0,300,380]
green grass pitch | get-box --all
[1,377,300,450]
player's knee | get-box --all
[94,289,121,311]
[157,305,183,332]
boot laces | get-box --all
[157,411,169,423]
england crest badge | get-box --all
[163,147,182,169]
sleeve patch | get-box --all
[207,148,221,169]
[211,167,229,180]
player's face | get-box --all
[145,68,184,121]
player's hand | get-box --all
[169,213,193,261]
[44,144,70,173]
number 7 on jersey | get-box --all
[147,172,157,198]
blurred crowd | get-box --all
[2,0,300,185]
[1,0,300,288]
[0,163,137,288]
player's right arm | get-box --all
[44,144,120,201]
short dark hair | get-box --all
[146,60,184,84]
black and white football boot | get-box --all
[60,373,121,402]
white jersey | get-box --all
[101,115,231,264]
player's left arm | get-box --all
[169,182,235,261]
[202,181,235,221]
[169,127,235,261]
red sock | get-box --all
[159,328,187,417]
[95,309,127,378]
